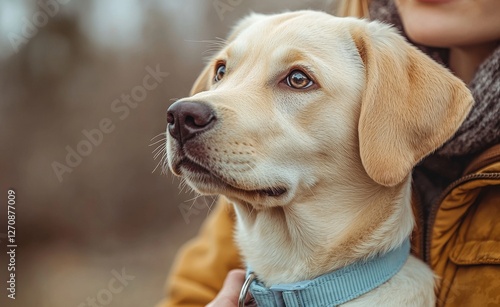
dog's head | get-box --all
[166,11,472,209]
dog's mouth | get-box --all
[177,158,287,198]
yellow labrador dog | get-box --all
[166,11,472,306]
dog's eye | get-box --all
[214,64,226,82]
[286,70,313,89]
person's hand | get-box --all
[206,269,246,307]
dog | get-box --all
[166,11,473,306]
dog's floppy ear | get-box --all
[190,62,213,96]
[190,13,266,95]
[351,21,473,187]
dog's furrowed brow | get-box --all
[265,48,317,82]
[273,48,309,65]
[225,40,249,65]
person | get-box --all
[158,0,500,306]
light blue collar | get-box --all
[242,239,410,307]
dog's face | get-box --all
[167,12,366,208]
[166,11,472,210]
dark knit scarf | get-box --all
[369,0,500,209]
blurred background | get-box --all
[0,0,335,306]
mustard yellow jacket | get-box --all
[158,145,500,307]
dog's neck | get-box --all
[231,177,414,286]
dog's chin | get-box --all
[176,158,288,206]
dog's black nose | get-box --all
[167,101,216,143]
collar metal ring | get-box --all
[238,271,256,307]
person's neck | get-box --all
[449,42,499,84]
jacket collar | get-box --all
[241,239,410,307]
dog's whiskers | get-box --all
[178,178,194,195]
[150,132,168,174]
[206,196,217,215]
[185,37,228,60]
[161,155,170,175]
[152,153,167,174]
[150,137,167,147]
[186,194,202,210]
[153,147,166,159]
[152,142,165,153]
[150,132,166,141]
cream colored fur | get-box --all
[166,11,473,306]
